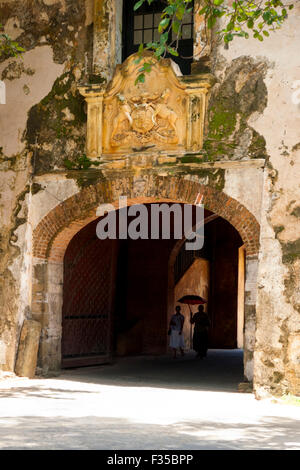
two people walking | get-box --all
[169,304,210,359]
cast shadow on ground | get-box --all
[60,350,245,393]
[0,415,299,450]
[0,386,96,400]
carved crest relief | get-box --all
[110,89,179,147]
[79,53,213,159]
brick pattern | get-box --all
[62,220,117,362]
[33,176,260,261]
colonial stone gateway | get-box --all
[0,0,299,398]
[31,175,260,375]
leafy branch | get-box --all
[0,24,25,59]
[133,0,294,82]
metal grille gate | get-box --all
[61,234,117,368]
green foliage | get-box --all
[64,154,101,170]
[134,0,293,81]
[0,24,25,59]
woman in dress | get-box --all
[169,306,185,359]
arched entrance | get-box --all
[31,176,260,379]
[168,217,244,353]
[61,203,217,367]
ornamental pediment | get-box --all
[79,53,213,159]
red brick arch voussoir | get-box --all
[32,176,260,262]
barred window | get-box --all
[123,0,194,75]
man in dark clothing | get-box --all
[190,305,210,358]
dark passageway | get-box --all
[62,350,245,393]
[61,202,244,387]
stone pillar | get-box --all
[31,259,63,374]
[244,255,259,382]
[93,0,123,81]
[237,245,246,349]
[182,74,214,152]
[15,320,42,378]
[0,328,17,372]
[78,85,105,159]
[186,90,206,151]
[192,0,211,72]
[0,340,6,366]
[39,261,64,374]
[286,334,300,395]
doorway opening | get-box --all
[61,202,244,369]
[171,217,244,353]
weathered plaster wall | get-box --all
[212,4,300,396]
[223,167,264,224]
[0,166,30,370]
[1,46,64,156]
[30,175,79,229]
[0,0,299,396]
[0,0,92,370]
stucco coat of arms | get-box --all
[79,54,212,158]
[110,88,178,148]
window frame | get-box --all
[122,0,194,75]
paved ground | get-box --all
[0,350,300,450]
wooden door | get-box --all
[62,237,118,368]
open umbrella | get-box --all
[177,295,208,348]
[178,295,207,306]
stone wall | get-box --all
[0,0,299,396]
[212,5,300,397]
[0,0,93,371]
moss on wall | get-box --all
[291,206,300,218]
[0,0,94,370]
[179,167,225,191]
[202,57,268,161]
[20,53,270,175]
[65,168,106,189]
[1,0,95,175]
[282,238,300,264]
[25,70,87,174]
[0,0,89,65]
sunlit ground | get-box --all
[0,350,299,450]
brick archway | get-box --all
[33,176,260,262]
[31,176,260,375]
